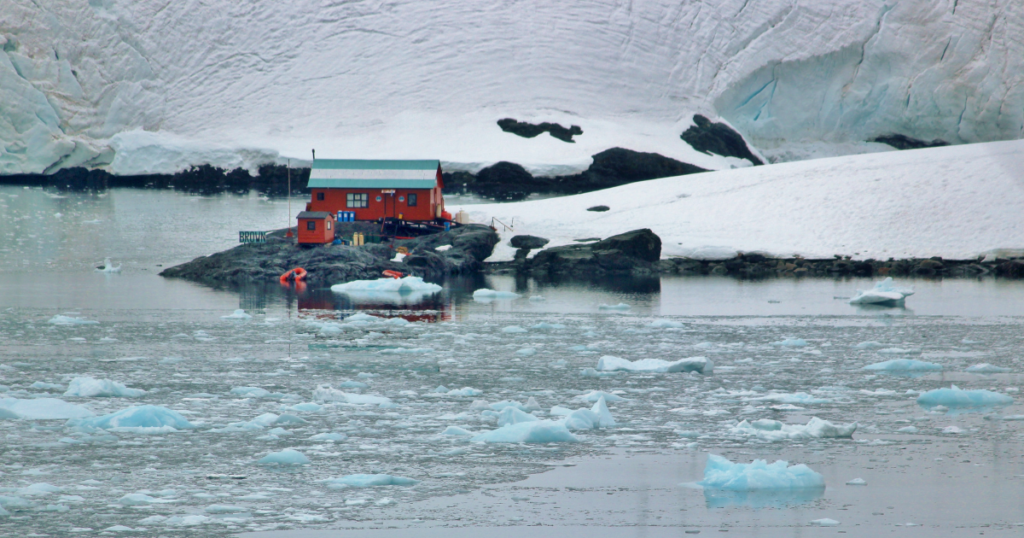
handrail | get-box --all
[490,216,514,232]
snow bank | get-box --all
[917,385,1013,411]
[64,377,145,398]
[0,398,94,420]
[471,420,579,443]
[331,276,441,295]
[322,474,419,488]
[596,355,713,375]
[257,449,310,465]
[849,278,914,306]
[71,405,195,432]
[729,417,856,441]
[699,455,825,491]
[862,359,942,372]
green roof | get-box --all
[308,159,440,189]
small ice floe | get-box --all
[862,359,941,373]
[648,319,683,329]
[221,309,251,320]
[257,449,310,466]
[849,277,914,306]
[941,425,963,434]
[446,387,482,397]
[531,322,565,330]
[698,455,825,491]
[312,385,392,405]
[472,289,520,301]
[471,420,578,443]
[576,390,627,403]
[64,377,145,398]
[917,385,1013,413]
[809,518,840,527]
[560,396,617,430]
[855,341,886,349]
[0,397,94,420]
[322,474,418,489]
[48,315,98,326]
[746,392,831,405]
[966,363,1010,374]
[877,347,922,355]
[529,295,545,302]
[230,387,271,398]
[516,347,537,356]
[501,326,528,334]
[441,426,474,436]
[596,355,713,375]
[497,407,537,427]
[69,405,196,433]
[434,245,453,252]
[599,303,630,311]
[309,432,348,442]
[117,493,176,506]
[728,417,856,441]
[95,258,121,273]
[332,276,441,294]
[30,382,65,392]
[771,338,807,347]
[845,478,867,486]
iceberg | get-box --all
[849,278,914,306]
[321,474,419,488]
[771,338,807,347]
[471,420,579,443]
[589,396,616,428]
[917,385,1013,412]
[442,426,474,436]
[221,309,251,320]
[561,409,600,430]
[862,359,942,372]
[531,322,566,330]
[488,400,527,411]
[64,377,145,398]
[257,449,310,465]
[0,398,94,420]
[446,387,482,397]
[746,392,830,405]
[698,454,825,491]
[496,406,538,427]
[501,326,528,334]
[729,417,856,441]
[70,405,196,432]
[596,355,713,375]
[30,382,64,391]
[648,319,683,329]
[312,385,392,405]
[48,315,98,326]
[577,390,627,403]
[966,363,1010,374]
[96,258,121,273]
[230,386,271,398]
[472,289,521,300]
[310,432,348,441]
[598,303,631,311]
[332,276,442,295]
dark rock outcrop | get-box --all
[680,114,763,165]
[160,224,499,287]
[587,205,610,212]
[872,134,950,151]
[526,229,662,278]
[497,118,583,142]
[510,235,550,249]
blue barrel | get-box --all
[444,221,451,231]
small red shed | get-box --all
[296,211,336,245]
[305,159,445,222]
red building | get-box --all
[296,211,336,245]
[305,159,445,221]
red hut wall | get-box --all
[297,217,335,244]
[307,188,440,221]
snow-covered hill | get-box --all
[1,0,1021,175]
[454,139,1024,261]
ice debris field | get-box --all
[0,300,1022,535]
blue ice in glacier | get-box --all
[64,377,145,398]
[257,449,310,465]
[698,454,825,491]
[917,385,1013,412]
[71,405,196,432]
[321,474,419,488]
[471,420,579,443]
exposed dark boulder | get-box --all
[497,118,583,142]
[587,205,610,212]
[510,235,550,249]
[680,114,763,165]
[872,134,950,151]
[526,229,662,278]
[591,229,661,262]
[473,162,540,201]
[586,147,708,182]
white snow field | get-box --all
[455,139,1024,261]
[2,1,1022,174]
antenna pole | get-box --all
[285,159,293,238]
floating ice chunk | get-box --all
[97,258,121,273]
[378,347,433,354]
[648,319,683,329]
[846,478,867,486]
[469,400,491,410]
[549,406,573,416]
[917,385,1013,412]
[257,449,310,465]
[849,278,914,305]
[221,309,251,320]
[771,338,807,347]
[163,514,211,526]
[941,425,963,434]
[205,504,246,514]
[501,326,528,334]
[18,483,62,496]
[516,348,537,356]
[855,341,885,349]
[577,390,627,403]
[897,426,919,433]
[312,385,392,405]
[434,385,449,393]
[447,387,482,397]
[531,322,565,330]
[118,493,175,506]
[71,405,195,432]
[562,409,600,430]
[698,454,825,491]
[435,244,452,252]
[472,289,520,299]
[729,417,856,441]
[332,276,442,295]
[48,315,98,326]
[442,426,474,436]
[596,355,713,375]
[580,368,618,378]
[288,402,322,412]
[877,347,923,355]
[322,474,419,488]
[65,377,145,398]
[497,407,538,427]
[599,303,630,311]
[338,380,368,389]
[309,432,347,441]
[524,397,541,411]
[489,400,527,411]
[231,386,271,398]
[966,363,1010,374]
[0,398,94,420]
[862,359,941,372]
[30,382,65,391]
[471,420,579,443]
[529,295,545,301]
[105,525,134,532]
[810,518,840,527]
[590,396,616,427]
[747,392,830,405]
